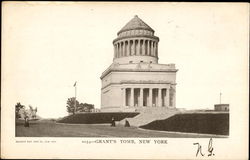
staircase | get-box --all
[119,107,180,127]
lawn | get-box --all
[15,120,226,138]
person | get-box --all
[24,116,29,127]
[125,119,130,127]
[111,117,115,127]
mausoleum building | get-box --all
[100,15,178,112]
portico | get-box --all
[123,87,171,107]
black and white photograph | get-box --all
[1,2,249,159]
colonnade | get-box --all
[122,87,174,107]
[114,39,158,58]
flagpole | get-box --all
[220,92,222,104]
[74,81,77,114]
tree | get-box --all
[15,102,24,119]
[78,103,94,112]
[29,105,37,119]
[66,97,80,114]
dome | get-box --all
[117,15,154,35]
[113,15,159,64]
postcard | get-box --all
[1,2,249,159]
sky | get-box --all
[2,2,249,118]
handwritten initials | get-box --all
[193,138,214,157]
[193,142,204,157]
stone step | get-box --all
[119,108,180,127]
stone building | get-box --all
[100,15,178,112]
[214,104,230,111]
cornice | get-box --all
[101,81,177,90]
[100,68,178,79]
[117,27,154,35]
[113,35,159,44]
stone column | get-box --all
[142,39,145,55]
[172,86,176,108]
[153,42,156,56]
[126,41,128,56]
[147,40,150,56]
[134,40,136,55]
[149,41,152,56]
[139,88,143,107]
[120,42,123,58]
[120,42,122,57]
[123,88,126,107]
[116,43,118,58]
[123,41,125,57]
[125,41,128,56]
[116,44,118,58]
[155,42,158,57]
[166,88,170,107]
[122,41,125,57]
[125,41,127,57]
[117,43,119,58]
[133,40,135,55]
[128,40,130,56]
[119,42,121,57]
[154,42,156,56]
[113,44,115,58]
[118,42,121,57]
[137,39,140,55]
[158,88,162,107]
[151,41,154,56]
[131,88,134,107]
[149,88,152,107]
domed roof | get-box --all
[118,15,154,35]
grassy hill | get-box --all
[57,112,139,124]
[140,112,229,135]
